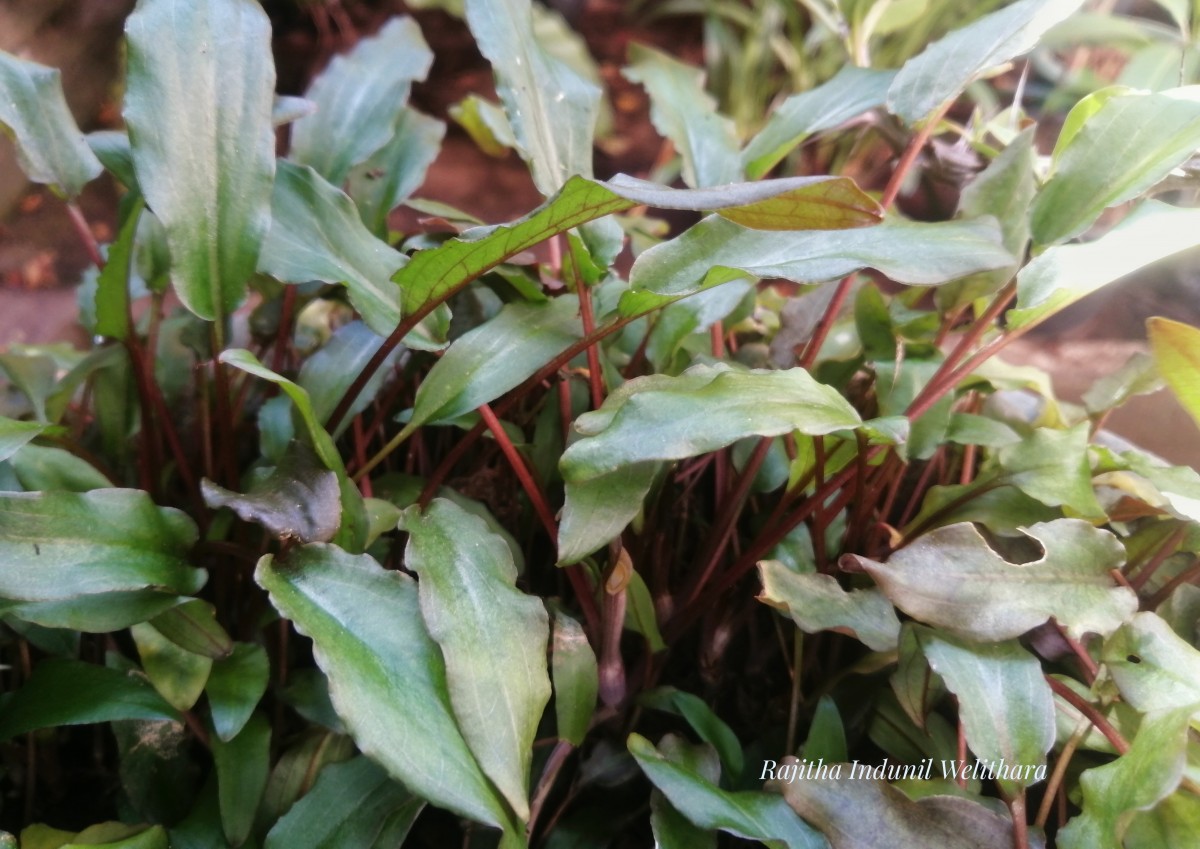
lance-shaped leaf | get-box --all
[1125,792,1200,848]
[559,365,860,562]
[212,712,270,846]
[148,599,233,660]
[629,734,825,849]
[1101,612,1200,712]
[0,416,55,463]
[94,200,144,342]
[255,545,513,832]
[1032,89,1200,245]
[649,737,719,849]
[0,52,102,197]
[1058,707,1194,849]
[408,295,582,431]
[887,0,1084,123]
[206,643,269,743]
[0,658,178,740]
[0,489,202,604]
[623,44,741,188]
[915,628,1054,790]
[758,562,900,652]
[743,66,895,180]
[131,622,212,712]
[202,441,341,544]
[996,423,1104,519]
[550,609,598,746]
[347,108,446,237]
[258,161,406,338]
[397,173,882,316]
[290,17,433,186]
[852,519,1135,641]
[622,216,1012,315]
[124,0,275,321]
[400,499,551,822]
[1148,317,1200,431]
[1009,201,1200,330]
[298,321,405,440]
[264,756,423,849]
[776,769,1015,849]
[465,0,599,194]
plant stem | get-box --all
[1045,677,1128,754]
[477,403,557,539]
[1129,523,1187,592]
[527,740,574,841]
[65,202,104,268]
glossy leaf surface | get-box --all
[759,562,900,652]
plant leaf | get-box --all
[649,737,719,849]
[131,622,212,712]
[400,498,551,821]
[202,441,341,544]
[853,519,1136,641]
[623,43,741,188]
[212,711,270,847]
[641,688,744,779]
[1010,201,1200,330]
[550,609,598,746]
[124,0,275,321]
[887,0,1084,123]
[628,734,824,849]
[758,562,901,652]
[0,658,178,740]
[0,52,102,197]
[914,627,1054,790]
[775,769,1015,849]
[559,463,659,566]
[1102,612,1200,712]
[1058,707,1194,849]
[290,16,433,186]
[397,173,881,316]
[1032,89,1200,245]
[258,161,406,338]
[1125,791,1200,848]
[742,66,895,180]
[347,107,446,237]
[0,417,54,463]
[465,0,600,194]
[1148,317,1200,431]
[996,423,1104,518]
[255,544,513,832]
[263,756,422,849]
[148,599,233,660]
[298,321,403,440]
[622,216,1012,315]
[94,200,144,342]
[408,295,583,430]
[0,489,202,603]
[206,643,270,742]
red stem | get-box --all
[478,402,557,539]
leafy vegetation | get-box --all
[2,0,1200,846]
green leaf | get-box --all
[290,17,433,186]
[264,756,422,849]
[124,0,275,321]
[622,216,1012,314]
[465,0,599,194]
[347,107,446,237]
[641,688,744,779]
[131,622,212,712]
[914,628,1054,790]
[0,417,55,464]
[743,66,895,180]
[0,658,178,740]
[1102,612,1200,712]
[94,200,143,342]
[887,0,1084,123]
[255,544,512,831]
[1125,791,1200,848]
[9,444,111,492]
[219,349,365,551]
[397,173,882,317]
[212,711,270,847]
[628,734,824,849]
[758,562,901,652]
[0,592,187,635]
[1010,201,1200,330]
[1032,89,1200,245]
[258,161,406,338]
[996,423,1104,518]
[1149,317,1200,431]
[623,44,740,188]
[559,365,859,562]
[646,280,754,372]
[853,519,1135,641]
[298,322,401,440]
[148,599,233,660]
[804,696,848,764]
[550,609,598,746]
[0,489,202,603]
[400,499,551,821]
[207,643,270,742]
[63,826,169,849]
[409,295,583,430]
[776,770,1014,849]
[649,737,719,849]
[0,52,102,197]
[1058,708,1194,849]
[258,730,355,828]
[202,441,341,544]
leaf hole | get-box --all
[1126,654,1142,664]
